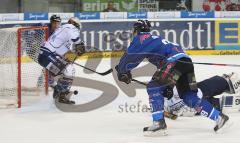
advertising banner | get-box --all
[181,11,214,18]
[82,0,138,12]
[215,20,240,50]
[24,12,48,20]
[127,12,147,19]
[0,20,215,52]
[79,20,215,52]
[0,13,24,21]
[75,12,100,20]
[215,11,240,18]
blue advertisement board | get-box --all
[181,11,214,18]
[127,12,147,19]
[0,20,215,52]
[79,20,215,52]
[24,13,48,20]
[75,12,100,20]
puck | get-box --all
[73,90,78,95]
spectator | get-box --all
[226,3,238,11]
[103,1,118,12]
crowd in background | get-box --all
[0,0,239,13]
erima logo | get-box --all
[233,80,240,89]
[121,0,137,10]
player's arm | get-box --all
[64,28,85,62]
[69,28,82,45]
[115,38,148,84]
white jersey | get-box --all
[42,24,81,56]
[164,87,203,116]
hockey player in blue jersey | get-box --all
[115,20,230,136]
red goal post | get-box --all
[0,26,49,108]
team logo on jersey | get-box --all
[140,34,151,44]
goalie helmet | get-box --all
[68,17,81,29]
[133,19,151,35]
[50,15,61,22]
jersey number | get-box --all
[162,39,179,46]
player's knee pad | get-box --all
[62,64,75,79]
[56,64,76,92]
[147,81,166,112]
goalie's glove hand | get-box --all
[115,65,132,84]
[72,41,85,56]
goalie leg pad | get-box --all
[53,64,75,99]
[222,72,240,94]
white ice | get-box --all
[0,55,240,143]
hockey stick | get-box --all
[73,62,113,76]
[192,62,240,67]
[131,78,178,120]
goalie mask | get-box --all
[50,15,61,22]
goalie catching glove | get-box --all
[115,65,132,84]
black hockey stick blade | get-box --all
[98,68,113,76]
[74,62,113,76]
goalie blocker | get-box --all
[221,72,240,113]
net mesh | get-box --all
[0,27,48,108]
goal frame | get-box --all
[17,26,49,108]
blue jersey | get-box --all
[118,32,190,73]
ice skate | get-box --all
[58,91,75,105]
[143,119,167,137]
[214,113,232,133]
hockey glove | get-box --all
[115,65,132,84]
[163,86,174,100]
[73,41,85,56]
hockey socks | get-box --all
[182,91,220,120]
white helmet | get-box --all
[68,17,81,29]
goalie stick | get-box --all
[131,78,178,120]
[73,62,113,76]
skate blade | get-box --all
[143,129,168,137]
[215,119,234,134]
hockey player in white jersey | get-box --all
[37,17,85,104]
[165,72,240,117]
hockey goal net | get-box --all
[0,26,49,108]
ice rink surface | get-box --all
[1,55,240,143]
